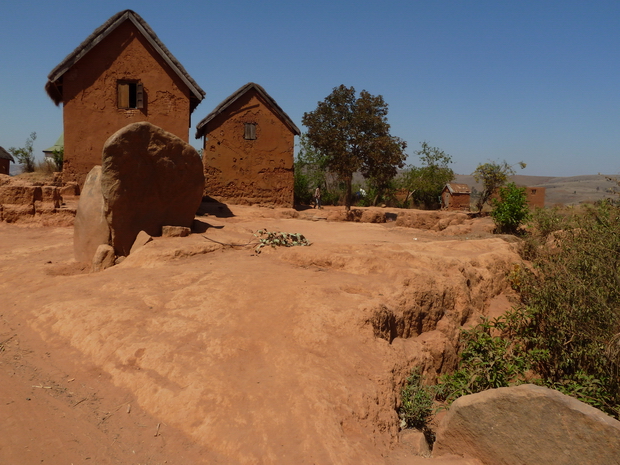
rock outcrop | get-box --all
[100,122,204,256]
[73,166,110,263]
[433,384,620,465]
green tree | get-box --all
[294,134,328,205]
[9,132,37,173]
[472,160,526,212]
[302,85,407,210]
[400,142,454,209]
[490,182,530,234]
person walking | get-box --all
[314,186,322,209]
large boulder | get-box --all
[100,122,204,256]
[433,384,620,465]
[73,166,110,263]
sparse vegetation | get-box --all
[399,142,454,209]
[50,147,64,172]
[254,230,311,254]
[401,202,620,433]
[9,132,37,173]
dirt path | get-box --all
[0,206,516,464]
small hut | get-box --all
[0,146,15,175]
[441,183,471,211]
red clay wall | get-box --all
[202,90,295,207]
[442,191,471,211]
[61,21,192,187]
[526,187,545,208]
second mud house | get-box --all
[441,183,471,211]
[45,9,205,187]
[195,82,300,207]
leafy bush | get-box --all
[428,203,620,419]
[435,315,529,404]
[490,182,530,234]
[9,132,37,173]
[51,147,64,172]
[510,203,620,417]
[399,369,435,430]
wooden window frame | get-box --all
[118,81,144,109]
[244,123,256,140]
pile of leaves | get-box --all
[254,230,311,254]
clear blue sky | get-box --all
[1,0,619,176]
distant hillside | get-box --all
[454,174,619,206]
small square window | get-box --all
[118,81,144,109]
[244,123,256,140]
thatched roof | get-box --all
[195,82,300,139]
[45,10,205,113]
[0,147,15,163]
[0,146,15,162]
[444,183,471,195]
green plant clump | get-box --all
[490,182,531,234]
[254,230,311,254]
[399,369,435,430]
[434,315,530,404]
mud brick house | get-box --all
[0,147,14,175]
[45,10,205,187]
[441,183,471,211]
[195,82,300,207]
[525,186,545,208]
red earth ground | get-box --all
[0,204,518,464]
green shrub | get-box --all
[399,369,435,430]
[510,203,620,417]
[490,182,530,234]
[435,315,529,404]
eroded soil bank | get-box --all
[0,206,520,464]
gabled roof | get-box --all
[444,183,470,195]
[0,146,15,162]
[45,10,205,112]
[195,82,300,139]
[43,134,64,154]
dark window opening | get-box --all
[118,81,144,109]
[244,123,256,140]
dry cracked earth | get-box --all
[0,205,519,464]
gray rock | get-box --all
[101,122,204,256]
[433,384,620,465]
[92,244,115,272]
[73,166,110,263]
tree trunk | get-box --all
[344,176,352,211]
